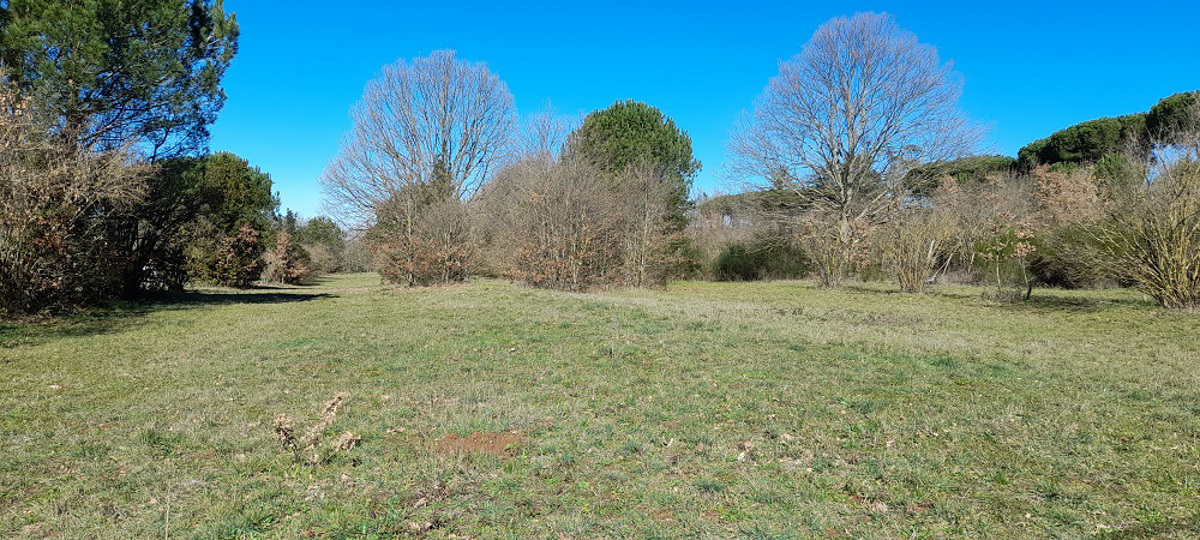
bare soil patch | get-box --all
[434,431,525,457]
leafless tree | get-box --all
[518,101,577,159]
[729,12,981,285]
[320,50,517,227]
[474,155,677,291]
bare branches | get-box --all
[518,101,577,160]
[728,12,981,285]
[320,50,517,227]
[732,13,979,209]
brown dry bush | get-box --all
[372,192,474,287]
[475,156,677,291]
[1081,148,1200,309]
[262,230,312,284]
[273,393,359,465]
[928,174,1035,284]
[879,208,953,293]
[0,86,149,313]
[210,224,266,288]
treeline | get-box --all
[5,5,1197,314]
[317,15,1198,310]
[698,85,1200,308]
[0,1,354,315]
[320,53,702,293]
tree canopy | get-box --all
[566,100,700,226]
[1016,114,1147,169]
[0,0,239,159]
[905,155,1017,195]
[197,152,278,232]
[1146,91,1199,145]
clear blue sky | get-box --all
[208,1,1200,219]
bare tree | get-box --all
[320,50,517,227]
[518,101,577,159]
[319,50,515,285]
[730,12,981,286]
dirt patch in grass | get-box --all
[434,431,525,457]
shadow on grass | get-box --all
[990,292,1158,314]
[0,289,336,351]
[840,283,1157,312]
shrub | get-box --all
[262,231,312,284]
[1081,153,1200,308]
[477,156,679,291]
[879,210,952,293]
[371,195,473,287]
[1028,227,1105,289]
[0,88,149,313]
[211,224,265,288]
[714,234,809,282]
[715,244,764,281]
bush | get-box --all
[476,156,679,291]
[371,196,473,287]
[1027,227,1107,289]
[211,224,265,288]
[262,231,312,284]
[0,88,150,313]
[715,244,763,281]
[714,235,809,282]
[1080,153,1200,308]
[295,217,346,273]
[879,209,952,293]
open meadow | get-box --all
[2,274,1199,538]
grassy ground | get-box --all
[2,274,1198,539]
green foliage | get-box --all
[118,157,207,293]
[0,0,239,158]
[165,152,277,286]
[1047,161,1081,173]
[1027,227,1106,289]
[1017,114,1147,169]
[566,100,700,228]
[905,155,1017,195]
[198,152,277,233]
[1146,90,1199,145]
[294,216,346,274]
[296,217,345,252]
[715,244,762,281]
[1094,153,1142,186]
[714,236,809,282]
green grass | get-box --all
[2,274,1199,538]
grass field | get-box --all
[2,274,1199,539]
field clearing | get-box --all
[2,274,1199,539]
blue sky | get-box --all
[208,1,1200,219]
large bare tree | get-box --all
[320,50,517,227]
[730,12,980,285]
